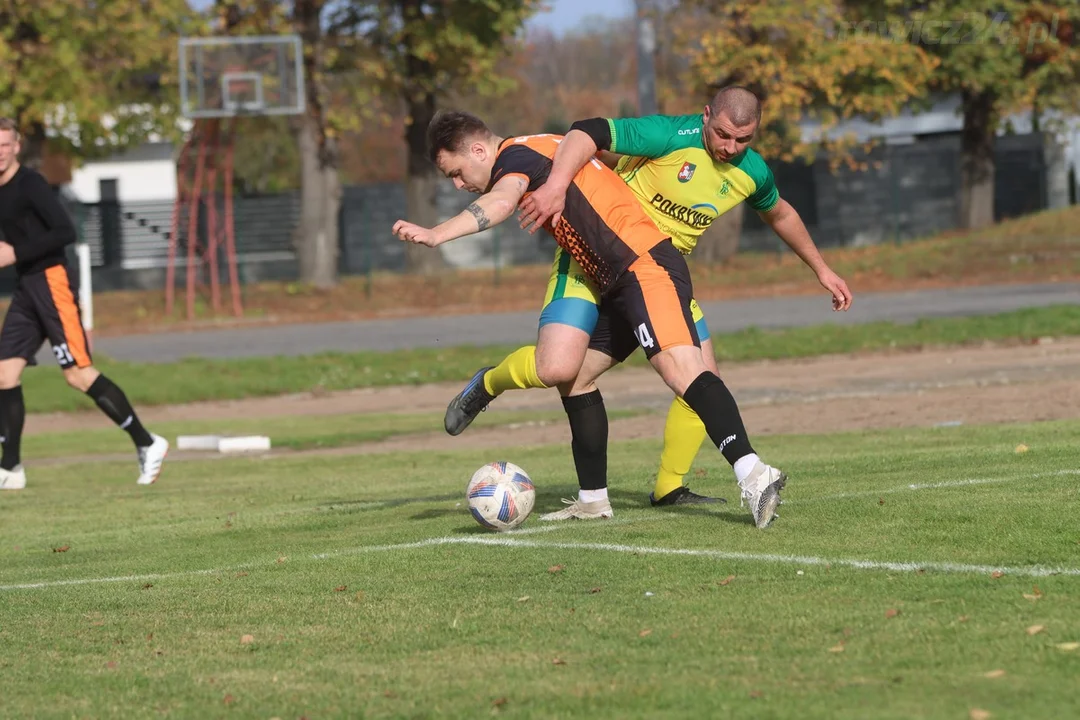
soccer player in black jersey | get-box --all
[0,118,168,490]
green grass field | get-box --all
[2,415,1078,719]
[19,303,1080,413]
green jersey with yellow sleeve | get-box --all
[607,113,779,254]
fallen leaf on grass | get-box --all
[548,565,564,574]
[718,575,735,586]
[969,709,991,720]
[694,468,707,477]
[240,635,254,645]
[383,691,397,699]
[53,545,70,553]
[1026,625,1045,636]
[639,629,653,638]
[492,697,508,707]
[1056,642,1080,652]
[828,642,846,653]
[276,556,287,564]
[235,572,248,578]
[552,658,566,665]
[334,585,347,592]
[991,571,1005,579]
[1023,586,1043,602]
[983,669,1007,679]
[142,583,153,590]
[885,608,900,619]
[106,661,117,669]
[959,616,970,623]
[223,694,235,706]
[749,690,764,699]
[588,587,602,594]
[1015,444,1029,454]
[878,498,885,506]
[516,596,530,603]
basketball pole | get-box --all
[224,116,243,317]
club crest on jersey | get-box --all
[717,179,730,196]
[677,162,696,183]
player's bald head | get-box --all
[708,86,761,128]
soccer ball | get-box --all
[466,461,536,531]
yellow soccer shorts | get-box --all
[538,247,711,342]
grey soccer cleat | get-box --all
[740,461,787,529]
[444,366,496,436]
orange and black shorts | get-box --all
[0,264,92,370]
[588,239,700,361]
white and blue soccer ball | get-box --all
[466,461,536,531]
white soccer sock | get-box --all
[733,454,761,486]
[579,488,608,504]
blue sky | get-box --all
[185,0,631,36]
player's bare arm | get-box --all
[393,175,529,247]
[518,128,599,233]
[759,198,853,311]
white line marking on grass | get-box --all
[0,564,255,591]
[797,469,1080,505]
[375,537,1080,578]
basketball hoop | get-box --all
[166,34,305,321]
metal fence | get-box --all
[36,129,1071,294]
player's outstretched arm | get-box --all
[517,127,601,234]
[758,198,853,311]
[393,176,528,248]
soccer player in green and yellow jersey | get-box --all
[444,87,851,519]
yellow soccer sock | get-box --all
[654,396,708,499]
[483,346,548,396]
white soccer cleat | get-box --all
[740,461,787,529]
[539,497,614,521]
[0,465,26,490]
[136,434,169,485]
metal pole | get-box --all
[635,0,658,116]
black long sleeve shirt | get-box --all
[0,165,77,276]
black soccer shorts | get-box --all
[0,264,92,369]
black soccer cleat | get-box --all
[649,486,727,506]
[444,366,496,436]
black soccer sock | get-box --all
[681,372,755,466]
[562,390,609,491]
[86,375,154,448]
[0,386,25,471]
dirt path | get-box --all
[26,338,1080,460]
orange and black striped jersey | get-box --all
[490,134,667,292]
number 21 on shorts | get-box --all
[634,322,655,349]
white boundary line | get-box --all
[794,469,1080,504]
[5,470,1080,592]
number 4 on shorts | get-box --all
[634,323,655,349]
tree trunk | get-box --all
[693,203,744,264]
[292,0,341,288]
[403,89,450,273]
[959,89,996,230]
[295,112,341,288]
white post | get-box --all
[76,242,94,331]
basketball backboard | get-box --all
[179,35,305,119]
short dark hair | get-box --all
[426,110,492,164]
[709,86,761,127]
[0,117,20,141]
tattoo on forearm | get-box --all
[466,202,490,231]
